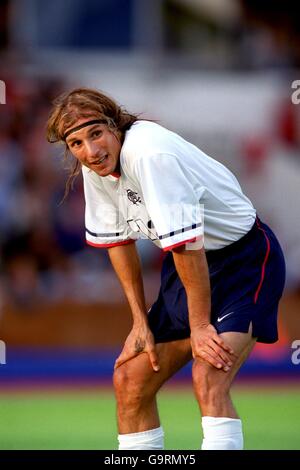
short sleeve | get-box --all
[135,153,203,251]
[82,168,135,248]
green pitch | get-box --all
[0,386,299,449]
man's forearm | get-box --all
[172,246,211,329]
[109,243,160,371]
[108,243,148,325]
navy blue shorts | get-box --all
[148,218,286,344]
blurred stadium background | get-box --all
[0,0,300,450]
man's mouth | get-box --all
[94,154,108,165]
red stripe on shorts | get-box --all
[254,219,271,304]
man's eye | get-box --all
[92,130,102,137]
[72,141,81,147]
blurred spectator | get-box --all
[239,0,300,67]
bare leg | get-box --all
[192,326,256,417]
[113,338,192,434]
[192,324,256,449]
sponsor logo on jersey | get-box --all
[126,189,142,205]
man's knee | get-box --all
[192,360,231,406]
[113,358,155,408]
[193,330,256,409]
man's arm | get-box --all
[172,245,234,371]
[108,243,160,372]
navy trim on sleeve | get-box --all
[86,227,122,238]
[158,222,202,240]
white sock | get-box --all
[201,417,243,450]
[118,426,164,450]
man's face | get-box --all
[65,119,122,177]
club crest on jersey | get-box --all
[126,189,142,205]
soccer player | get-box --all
[47,88,286,450]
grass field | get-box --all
[0,385,299,450]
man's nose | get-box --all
[85,141,100,162]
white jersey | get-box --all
[83,121,256,251]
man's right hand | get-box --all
[114,323,160,372]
